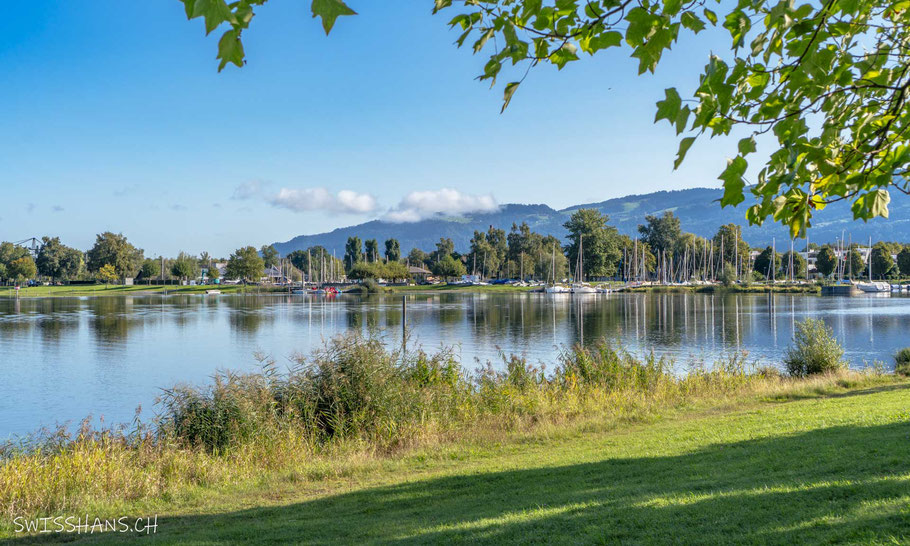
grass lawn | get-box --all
[9,381,909,544]
[0,284,279,298]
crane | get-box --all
[13,237,41,257]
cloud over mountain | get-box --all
[384,188,499,222]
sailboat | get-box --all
[856,237,891,293]
[545,245,570,293]
[571,234,597,294]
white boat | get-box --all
[857,281,891,293]
[545,285,571,294]
[571,284,598,294]
[204,289,222,295]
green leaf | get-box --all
[217,28,245,72]
[473,28,495,54]
[501,82,520,113]
[737,136,756,155]
[311,0,357,35]
[680,12,705,33]
[432,0,452,14]
[663,0,683,17]
[550,43,578,69]
[674,137,696,169]
[718,156,747,206]
[192,0,235,35]
[655,88,682,123]
[674,105,690,135]
[703,8,717,25]
[579,31,622,54]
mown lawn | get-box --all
[0,284,273,298]
[9,382,909,544]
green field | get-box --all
[0,284,286,298]
[6,379,908,544]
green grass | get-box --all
[6,380,908,544]
[0,284,288,298]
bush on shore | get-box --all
[896,348,910,376]
[784,318,847,377]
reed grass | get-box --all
[0,333,896,533]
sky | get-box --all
[0,1,759,257]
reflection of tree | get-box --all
[226,295,271,336]
[89,297,139,345]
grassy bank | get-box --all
[0,284,291,299]
[1,334,906,542]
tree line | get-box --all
[4,210,910,285]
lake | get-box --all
[1,291,908,438]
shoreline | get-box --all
[0,282,831,299]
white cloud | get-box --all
[232,181,265,200]
[384,188,499,223]
[269,188,378,214]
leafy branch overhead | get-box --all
[182,0,910,238]
[179,0,356,70]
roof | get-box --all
[408,266,431,274]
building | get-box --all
[408,266,432,282]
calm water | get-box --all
[1,292,908,437]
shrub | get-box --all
[784,318,847,377]
[895,348,910,376]
[349,278,382,294]
[720,264,737,287]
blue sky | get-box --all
[1,1,755,257]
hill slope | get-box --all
[273,188,910,254]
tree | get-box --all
[815,246,838,278]
[347,262,377,280]
[719,264,737,287]
[779,251,807,280]
[182,0,910,236]
[898,248,910,278]
[344,237,362,269]
[384,238,401,262]
[432,238,455,264]
[638,212,681,255]
[139,258,160,280]
[260,245,279,269]
[753,247,781,280]
[97,263,119,285]
[407,248,429,269]
[871,242,895,279]
[0,242,31,282]
[364,239,379,262]
[847,249,866,280]
[712,225,750,270]
[226,246,265,283]
[207,263,221,281]
[36,237,82,282]
[171,252,199,280]
[86,232,143,278]
[534,236,568,282]
[433,254,466,281]
[9,256,37,283]
[563,209,621,279]
[382,261,411,282]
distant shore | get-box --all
[0,281,836,299]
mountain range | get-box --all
[272,187,910,255]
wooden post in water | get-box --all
[401,296,407,355]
